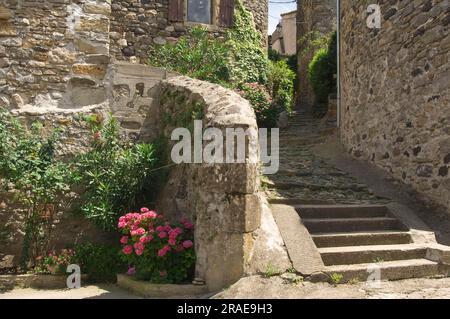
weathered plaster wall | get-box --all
[110,0,268,63]
[297,0,336,108]
[340,0,450,213]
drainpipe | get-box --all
[336,0,341,128]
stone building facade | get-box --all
[340,0,450,214]
[296,0,336,109]
[0,0,268,112]
[110,0,268,63]
[0,0,268,290]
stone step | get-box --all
[312,231,413,248]
[318,244,427,266]
[296,205,390,219]
[302,217,407,234]
[324,259,441,283]
[263,180,368,192]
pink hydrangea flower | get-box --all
[133,242,144,251]
[122,245,133,255]
[157,248,167,257]
[184,222,194,230]
[168,238,177,246]
[135,249,144,256]
[127,266,136,275]
[140,235,153,243]
[158,231,167,239]
[175,245,184,253]
[157,245,171,257]
[118,221,127,229]
[141,207,150,213]
[120,236,129,244]
[182,240,193,249]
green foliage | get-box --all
[268,60,296,114]
[238,83,277,128]
[147,0,292,127]
[73,115,159,232]
[0,224,12,246]
[148,27,230,86]
[0,108,72,267]
[268,48,282,62]
[34,249,75,275]
[307,31,337,108]
[298,31,330,58]
[330,273,344,285]
[74,242,127,283]
[225,0,269,85]
[308,48,332,105]
[264,263,280,278]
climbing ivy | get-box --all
[225,0,269,85]
[147,0,294,127]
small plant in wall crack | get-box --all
[264,263,280,278]
[330,273,344,286]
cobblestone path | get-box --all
[264,112,389,205]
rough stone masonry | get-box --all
[0,0,267,291]
[340,0,450,215]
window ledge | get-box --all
[184,21,222,32]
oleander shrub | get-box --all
[73,114,160,232]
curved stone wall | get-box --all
[340,1,450,214]
[151,76,262,291]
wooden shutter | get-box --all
[219,0,235,27]
[169,0,184,22]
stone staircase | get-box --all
[297,205,447,282]
[267,112,450,283]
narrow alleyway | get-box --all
[264,112,389,205]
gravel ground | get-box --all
[2,276,450,299]
[213,275,450,299]
[0,284,141,299]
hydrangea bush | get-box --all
[34,249,75,274]
[118,208,195,283]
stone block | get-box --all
[223,194,262,233]
[0,6,12,20]
[196,163,260,194]
[76,17,110,34]
[83,2,111,15]
[74,37,109,55]
[72,63,107,79]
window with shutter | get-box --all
[187,0,212,24]
[169,0,184,22]
[219,0,234,27]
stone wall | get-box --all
[340,0,450,214]
[296,0,336,109]
[0,0,112,112]
[109,0,268,63]
[1,61,262,291]
[151,76,261,291]
[0,0,268,108]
